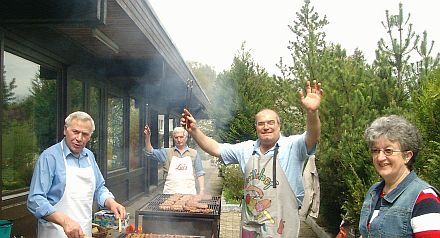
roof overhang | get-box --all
[0,0,210,118]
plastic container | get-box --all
[0,220,13,238]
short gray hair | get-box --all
[65,111,95,133]
[172,126,188,138]
[364,115,421,168]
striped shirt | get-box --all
[369,188,440,237]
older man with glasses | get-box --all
[181,80,323,237]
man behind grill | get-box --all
[181,80,323,237]
[144,126,206,195]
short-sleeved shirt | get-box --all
[219,133,315,207]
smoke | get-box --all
[205,74,239,135]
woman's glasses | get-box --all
[371,148,405,156]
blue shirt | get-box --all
[27,139,114,220]
[145,146,205,177]
[219,133,316,207]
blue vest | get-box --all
[359,171,431,237]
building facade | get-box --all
[0,0,209,236]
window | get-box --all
[129,98,140,169]
[68,79,84,112]
[107,95,124,170]
[158,114,164,148]
[2,51,57,194]
[89,86,101,161]
[168,118,174,146]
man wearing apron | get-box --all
[181,80,323,237]
[144,126,205,195]
[27,111,126,238]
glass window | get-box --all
[168,118,174,146]
[68,80,84,112]
[89,86,101,160]
[158,114,164,148]
[2,52,57,194]
[129,98,140,169]
[107,95,124,170]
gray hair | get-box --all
[173,126,188,138]
[364,115,421,168]
[65,111,95,133]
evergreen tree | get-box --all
[415,31,440,78]
[276,0,329,135]
[411,67,440,190]
[375,2,419,89]
[1,72,17,109]
[187,61,217,97]
[209,43,275,143]
[30,72,57,151]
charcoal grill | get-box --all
[135,194,221,238]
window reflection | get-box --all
[168,118,174,146]
[2,52,57,194]
[129,98,140,169]
[89,86,100,161]
[69,80,84,112]
[107,95,125,170]
[158,115,164,148]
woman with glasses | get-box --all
[359,115,440,237]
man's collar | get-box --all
[253,139,281,155]
[174,145,189,152]
[62,138,87,158]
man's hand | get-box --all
[143,125,151,138]
[62,216,85,238]
[143,125,154,151]
[181,108,197,132]
[45,211,85,238]
[105,198,126,220]
[299,80,324,112]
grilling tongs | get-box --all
[184,79,194,129]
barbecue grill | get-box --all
[135,194,221,238]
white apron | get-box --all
[241,146,299,237]
[38,144,96,237]
[163,155,196,194]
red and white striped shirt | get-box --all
[411,188,440,237]
[369,188,440,237]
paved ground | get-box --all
[114,158,321,238]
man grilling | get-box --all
[144,126,206,195]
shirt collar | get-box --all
[253,137,282,155]
[173,145,189,153]
[377,171,417,203]
[62,138,88,158]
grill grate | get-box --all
[141,194,221,217]
[126,234,205,238]
[135,194,222,237]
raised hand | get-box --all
[299,80,324,112]
[143,125,151,138]
[181,108,196,131]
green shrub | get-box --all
[222,164,244,204]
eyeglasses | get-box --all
[371,148,405,156]
[256,120,277,127]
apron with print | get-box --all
[241,148,299,237]
[163,155,196,194]
[38,144,96,238]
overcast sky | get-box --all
[147,0,440,75]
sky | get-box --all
[147,0,440,75]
